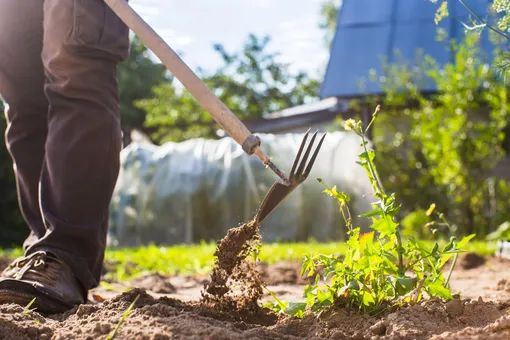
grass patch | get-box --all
[102,241,349,282]
[0,248,23,259]
[101,239,496,282]
[0,239,497,283]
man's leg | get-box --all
[0,1,48,255]
[31,0,129,293]
[0,0,129,314]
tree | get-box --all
[137,34,321,144]
[118,35,169,145]
[319,0,342,47]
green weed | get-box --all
[272,106,475,317]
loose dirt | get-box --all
[200,219,277,326]
[203,219,260,297]
[459,252,486,270]
[498,279,510,292]
[0,252,509,339]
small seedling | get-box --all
[106,294,140,340]
[23,298,37,316]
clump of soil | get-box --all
[459,252,486,270]
[497,279,510,292]
[258,261,311,285]
[129,273,177,294]
[201,219,276,325]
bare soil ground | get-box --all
[0,253,509,339]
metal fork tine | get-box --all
[303,133,326,178]
[289,128,311,177]
[295,130,318,176]
[254,128,327,224]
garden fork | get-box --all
[255,129,327,224]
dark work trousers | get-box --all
[0,0,130,291]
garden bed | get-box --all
[2,111,510,339]
[0,253,509,339]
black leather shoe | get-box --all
[0,251,86,315]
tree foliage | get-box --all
[319,0,342,47]
[494,0,510,33]
[137,34,320,144]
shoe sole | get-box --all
[0,287,75,315]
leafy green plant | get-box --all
[270,107,474,317]
[401,209,431,240]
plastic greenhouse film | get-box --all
[107,131,375,247]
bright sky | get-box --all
[129,0,331,80]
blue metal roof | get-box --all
[319,0,499,99]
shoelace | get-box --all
[9,252,60,285]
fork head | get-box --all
[254,129,326,224]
